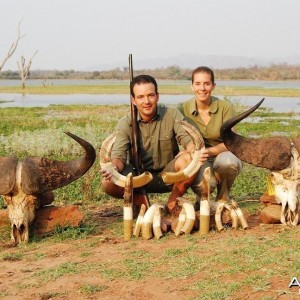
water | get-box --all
[1,79,300,89]
[1,79,300,112]
[0,93,300,112]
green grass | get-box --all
[0,100,300,299]
[1,84,300,97]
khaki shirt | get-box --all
[112,103,192,170]
[177,96,234,147]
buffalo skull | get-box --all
[1,132,96,244]
[220,99,300,226]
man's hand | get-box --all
[100,167,113,181]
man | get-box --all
[100,74,206,215]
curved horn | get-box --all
[0,157,18,194]
[220,98,291,171]
[162,120,205,184]
[20,132,96,194]
[177,120,204,150]
[99,132,153,188]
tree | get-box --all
[17,50,38,89]
[0,21,25,72]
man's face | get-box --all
[132,82,159,122]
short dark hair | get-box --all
[192,66,215,84]
[130,74,158,97]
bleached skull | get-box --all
[270,172,299,226]
[221,98,300,227]
[0,132,96,245]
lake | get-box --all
[0,93,300,113]
[1,79,300,112]
[1,79,300,89]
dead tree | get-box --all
[17,50,38,89]
[0,21,25,72]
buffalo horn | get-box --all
[0,157,18,194]
[220,98,291,171]
[20,132,96,194]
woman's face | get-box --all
[191,72,216,104]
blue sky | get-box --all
[1,0,300,70]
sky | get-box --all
[1,0,300,71]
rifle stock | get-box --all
[128,54,150,209]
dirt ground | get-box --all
[0,204,299,300]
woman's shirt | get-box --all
[177,96,234,148]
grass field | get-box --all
[1,83,300,97]
[0,94,300,299]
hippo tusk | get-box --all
[99,131,153,188]
[215,202,225,231]
[231,200,249,229]
[174,207,186,237]
[162,150,203,185]
[153,206,164,239]
[141,204,161,240]
[99,131,117,165]
[133,204,146,237]
[162,120,205,184]
[123,173,133,241]
[180,201,196,234]
[104,164,153,188]
[225,204,238,229]
[199,167,211,236]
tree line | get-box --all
[1,64,300,81]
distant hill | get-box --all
[84,53,300,71]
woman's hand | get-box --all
[199,147,210,162]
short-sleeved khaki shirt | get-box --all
[112,103,192,171]
[177,96,234,147]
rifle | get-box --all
[128,54,150,209]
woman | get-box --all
[177,66,242,205]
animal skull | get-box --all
[270,172,299,226]
[1,132,96,244]
[220,98,300,226]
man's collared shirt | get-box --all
[112,103,192,170]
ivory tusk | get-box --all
[199,200,210,235]
[99,131,117,165]
[153,206,164,239]
[133,204,146,237]
[162,150,203,185]
[99,132,153,188]
[180,202,196,234]
[124,206,133,241]
[161,120,205,185]
[230,200,248,229]
[215,202,225,231]
[174,207,186,237]
[225,204,238,229]
[123,173,133,241]
[199,167,211,236]
[142,204,160,240]
[177,120,204,150]
[235,207,249,229]
[104,164,153,188]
